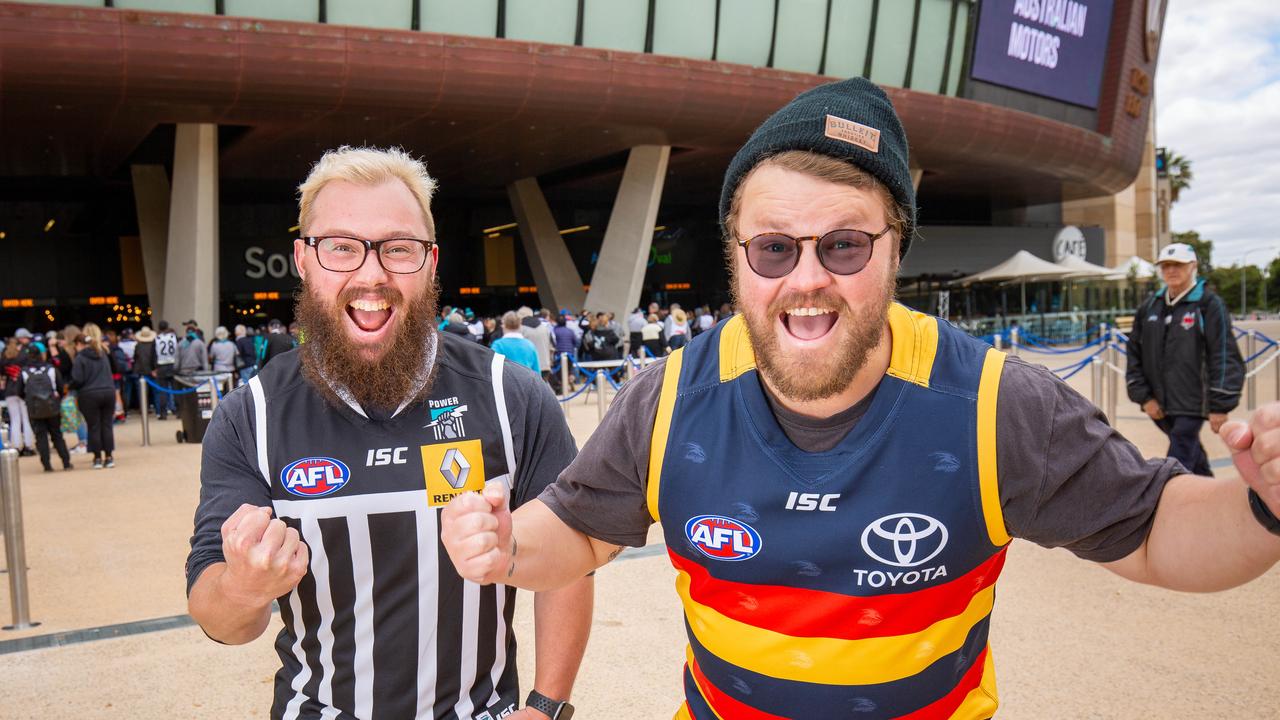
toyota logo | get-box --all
[860,513,948,568]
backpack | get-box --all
[22,367,61,419]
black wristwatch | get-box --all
[1248,489,1280,537]
[525,690,574,719]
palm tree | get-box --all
[1166,152,1193,203]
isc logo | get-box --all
[685,515,762,562]
[281,457,351,498]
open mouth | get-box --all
[780,306,838,342]
[346,298,395,334]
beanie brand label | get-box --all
[824,114,880,153]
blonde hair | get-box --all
[724,150,908,247]
[297,146,439,240]
[82,322,104,355]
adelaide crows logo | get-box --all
[425,396,468,440]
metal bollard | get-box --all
[1090,355,1102,408]
[596,370,607,422]
[207,376,221,413]
[1,448,39,630]
[1245,330,1256,411]
[1107,336,1118,425]
[560,354,570,402]
[1010,327,1020,357]
[138,379,150,447]
[993,334,1003,350]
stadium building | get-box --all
[0,0,1169,333]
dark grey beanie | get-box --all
[719,77,916,258]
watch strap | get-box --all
[525,690,568,719]
[1248,489,1280,537]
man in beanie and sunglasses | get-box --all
[442,78,1280,717]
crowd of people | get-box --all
[0,316,303,470]
[433,301,731,391]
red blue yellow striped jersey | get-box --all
[647,304,1010,719]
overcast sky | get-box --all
[1156,0,1280,268]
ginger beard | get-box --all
[295,277,439,412]
[732,257,896,403]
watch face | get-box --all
[556,705,574,720]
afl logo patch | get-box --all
[1180,313,1195,330]
[861,513,948,568]
[281,457,351,497]
[685,515,762,562]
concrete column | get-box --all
[584,145,670,320]
[163,123,220,334]
[1133,114,1160,262]
[507,177,586,312]
[131,164,171,324]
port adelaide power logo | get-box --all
[425,396,468,440]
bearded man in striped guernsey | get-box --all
[187,146,592,720]
[442,78,1280,719]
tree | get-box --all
[1166,151,1193,203]
[1208,264,1266,314]
[1171,230,1213,274]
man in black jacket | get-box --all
[1126,243,1246,475]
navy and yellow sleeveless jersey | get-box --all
[648,303,1010,720]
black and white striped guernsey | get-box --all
[187,331,577,720]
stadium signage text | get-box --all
[970,0,1114,109]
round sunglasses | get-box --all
[736,226,891,278]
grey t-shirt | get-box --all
[540,356,1184,563]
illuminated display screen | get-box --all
[970,0,1115,108]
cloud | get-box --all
[1156,0,1280,268]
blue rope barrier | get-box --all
[1017,335,1105,354]
[1245,346,1276,364]
[142,377,202,396]
[1059,362,1090,381]
[557,382,593,404]
[1022,326,1100,346]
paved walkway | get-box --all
[0,322,1276,718]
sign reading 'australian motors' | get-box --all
[969,0,1116,108]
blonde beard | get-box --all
[732,263,896,404]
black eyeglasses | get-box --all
[303,236,434,274]
[736,226,890,279]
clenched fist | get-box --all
[441,481,513,585]
[219,504,310,608]
[1222,402,1280,517]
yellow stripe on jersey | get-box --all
[718,314,756,383]
[648,347,685,523]
[673,701,697,720]
[977,348,1011,547]
[886,303,939,388]
[953,646,1001,719]
[674,569,997,686]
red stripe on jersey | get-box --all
[899,646,990,719]
[688,656,788,720]
[669,547,1006,640]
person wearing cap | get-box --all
[1126,243,1245,476]
[440,77,1280,717]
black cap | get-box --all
[719,77,916,258]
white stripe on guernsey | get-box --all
[451,581,482,719]
[415,508,439,719]
[300,517,342,719]
[280,581,314,720]
[486,585,508,711]
[350,515,377,719]
[490,353,518,479]
[248,376,271,487]
[274,489,427,520]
